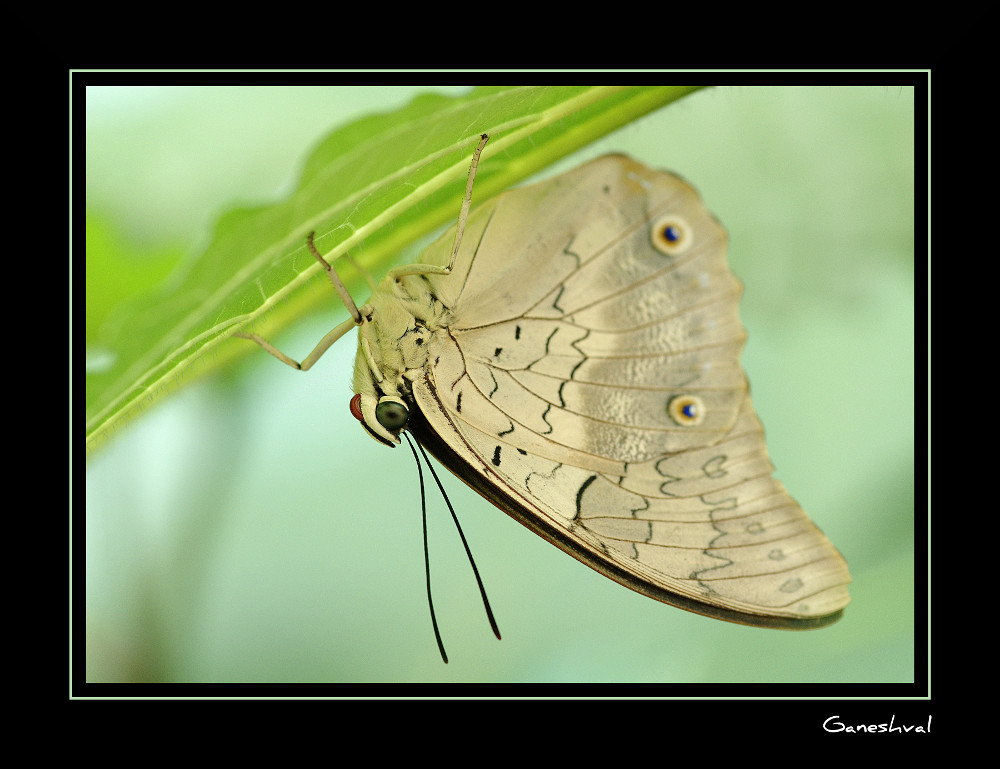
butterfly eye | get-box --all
[667,394,705,426]
[651,215,692,256]
[376,398,409,430]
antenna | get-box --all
[404,432,501,663]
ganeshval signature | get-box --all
[823,715,932,734]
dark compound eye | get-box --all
[375,399,409,430]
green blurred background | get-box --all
[85,85,916,684]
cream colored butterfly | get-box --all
[237,135,850,655]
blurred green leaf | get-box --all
[85,213,185,342]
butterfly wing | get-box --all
[411,155,850,627]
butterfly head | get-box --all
[350,336,411,445]
[348,292,438,446]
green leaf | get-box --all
[85,85,703,454]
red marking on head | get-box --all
[349,393,364,422]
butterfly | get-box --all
[237,135,850,659]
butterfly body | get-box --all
[347,154,850,628]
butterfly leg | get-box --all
[305,232,363,324]
[234,232,363,370]
[234,314,357,371]
[386,133,489,282]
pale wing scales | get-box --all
[459,354,708,462]
[413,379,849,619]
[409,154,849,624]
[450,313,746,457]
[619,396,783,499]
[508,369,742,435]
[422,170,615,323]
[531,200,732,326]
[434,158,747,459]
[425,330,626,475]
[455,318,589,370]
[528,343,746,389]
